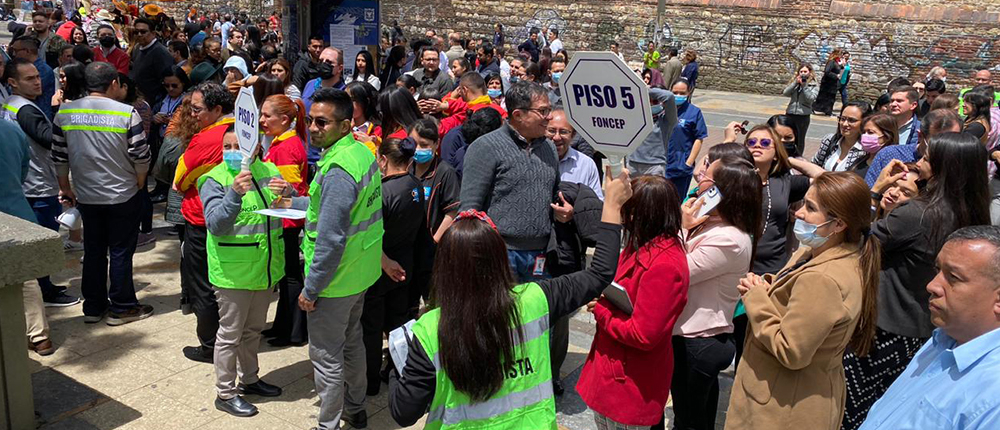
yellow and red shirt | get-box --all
[173,116,236,226]
[263,129,308,228]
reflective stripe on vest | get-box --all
[411,283,557,430]
[302,134,383,298]
[198,161,285,290]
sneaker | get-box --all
[84,310,107,324]
[136,233,156,247]
[106,304,154,326]
[63,240,84,252]
[43,291,81,307]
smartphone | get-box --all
[695,185,723,219]
[602,282,633,315]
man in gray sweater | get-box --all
[459,80,561,282]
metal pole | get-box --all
[656,0,665,45]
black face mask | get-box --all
[99,36,116,48]
[317,62,335,80]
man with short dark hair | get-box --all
[2,58,80,307]
[302,47,347,167]
[888,86,921,147]
[548,28,563,54]
[174,82,236,363]
[865,107,961,187]
[130,17,175,105]
[547,57,566,106]
[518,27,541,62]
[460,80,561,281]
[445,32,465,64]
[29,10,55,56]
[292,35,326,90]
[476,41,500,78]
[412,46,454,95]
[168,40,192,74]
[280,87,382,430]
[918,78,946,119]
[858,225,1000,429]
[51,61,153,326]
[10,36,55,119]
[93,24,129,74]
[663,48,683,87]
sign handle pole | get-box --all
[607,154,626,177]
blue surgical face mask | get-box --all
[487,88,502,98]
[223,149,243,171]
[551,72,562,83]
[414,148,434,164]
[675,95,688,105]
[651,104,664,116]
[510,76,520,84]
[793,218,834,248]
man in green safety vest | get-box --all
[273,87,383,429]
[198,128,287,417]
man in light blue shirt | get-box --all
[546,109,602,200]
[859,225,1000,430]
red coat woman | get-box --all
[576,175,690,427]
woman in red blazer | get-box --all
[577,175,690,428]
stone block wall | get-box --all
[380,0,1000,100]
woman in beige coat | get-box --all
[726,172,881,430]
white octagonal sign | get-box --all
[559,51,653,156]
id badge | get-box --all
[533,256,546,277]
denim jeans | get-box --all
[28,196,64,296]
[506,249,551,283]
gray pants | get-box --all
[627,160,666,177]
[214,288,271,399]
[24,282,48,344]
[309,291,367,429]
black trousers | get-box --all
[785,113,811,158]
[270,227,308,343]
[361,274,411,387]
[77,193,143,316]
[180,223,218,349]
[732,313,749,372]
[657,333,736,430]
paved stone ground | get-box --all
[20,78,836,429]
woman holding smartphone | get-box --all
[659,156,761,430]
[782,64,818,157]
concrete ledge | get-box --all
[0,212,63,287]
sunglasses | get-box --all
[305,116,344,128]
[746,138,773,149]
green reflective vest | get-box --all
[197,160,285,290]
[411,282,557,430]
[302,133,383,298]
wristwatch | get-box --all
[870,191,883,201]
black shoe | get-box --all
[239,380,282,397]
[215,396,258,417]
[342,410,367,428]
[149,193,167,203]
[260,327,279,338]
[106,304,154,326]
[183,346,214,363]
[266,337,307,347]
[366,380,380,396]
[43,291,81,307]
[553,379,565,396]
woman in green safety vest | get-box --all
[197,127,287,418]
[388,167,632,430]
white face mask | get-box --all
[793,218,834,248]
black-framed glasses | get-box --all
[746,138,773,148]
[305,116,345,128]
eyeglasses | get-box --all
[546,128,572,138]
[746,138,773,148]
[305,116,344,128]
[838,116,860,124]
[523,107,552,117]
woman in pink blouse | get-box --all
[662,154,762,430]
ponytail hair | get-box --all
[812,172,881,356]
[379,137,416,167]
[263,94,307,139]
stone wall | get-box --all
[380,0,1000,100]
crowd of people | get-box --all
[1,7,1000,430]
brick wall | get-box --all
[380,0,1000,100]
